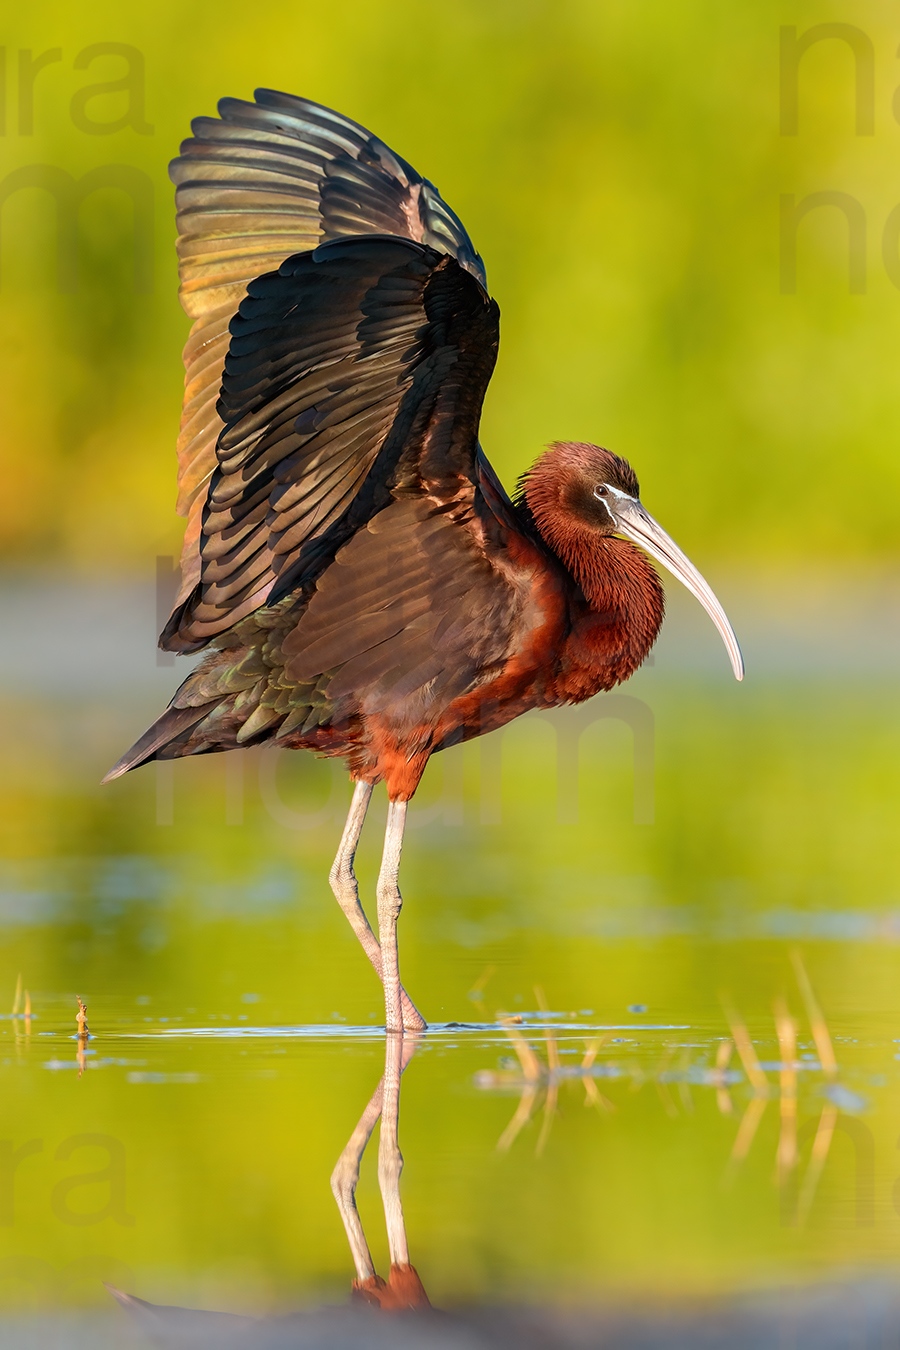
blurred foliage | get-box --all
[1,0,899,570]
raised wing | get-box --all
[161,234,500,652]
[169,89,485,609]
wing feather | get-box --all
[280,495,517,714]
[161,235,499,653]
[168,89,484,606]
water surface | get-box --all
[0,578,898,1340]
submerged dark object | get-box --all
[105,1277,900,1350]
[105,90,742,1032]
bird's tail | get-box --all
[101,703,213,784]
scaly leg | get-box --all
[376,800,409,1036]
[330,782,425,1031]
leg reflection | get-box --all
[330,1074,384,1283]
[330,1032,430,1310]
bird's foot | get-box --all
[399,985,426,1033]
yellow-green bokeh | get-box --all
[2,0,900,571]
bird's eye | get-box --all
[593,485,609,498]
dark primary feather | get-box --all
[168,89,484,614]
[162,235,500,652]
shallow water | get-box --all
[1,577,899,1340]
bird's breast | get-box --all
[429,530,573,747]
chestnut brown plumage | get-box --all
[105,91,743,1034]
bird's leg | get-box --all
[376,800,408,1036]
[329,779,376,953]
[330,782,426,1032]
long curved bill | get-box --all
[612,498,744,681]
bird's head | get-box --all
[521,441,744,680]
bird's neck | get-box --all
[528,500,665,695]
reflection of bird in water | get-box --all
[108,1034,441,1347]
[331,1032,430,1309]
[104,90,743,1033]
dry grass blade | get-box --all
[721,998,768,1095]
[582,1076,615,1113]
[716,1084,734,1117]
[790,950,838,1080]
[773,996,798,1182]
[468,964,496,1016]
[533,986,560,1073]
[469,965,496,997]
[499,1019,543,1083]
[76,997,90,1078]
[497,1084,540,1153]
[795,1102,838,1225]
[535,1081,558,1157]
[581,1037,605,1073]
[715,1039,734,1073]
[730,1094,767,1164]
[11,974,22,1017]
[715,1039,735,1114]
[580,1038,614,1113]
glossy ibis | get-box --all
[104,90,743,1034]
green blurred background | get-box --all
[1,0,900,1328]
[1,0,899,571]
